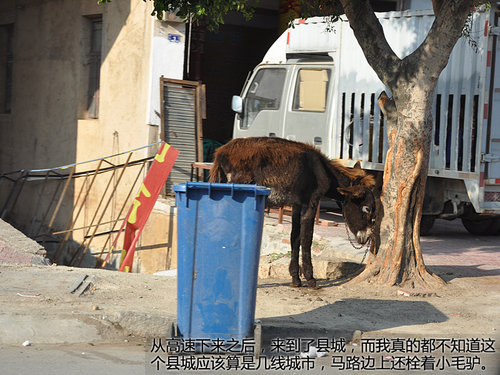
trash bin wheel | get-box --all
[254,320,262,359]
[170,322,178,338]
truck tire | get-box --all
[461,217,499,235]
[491,218,500,234]
[420,215,435,236]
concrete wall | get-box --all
[0,0,184,271]
[135,198,177,274]
[1,0,80,171]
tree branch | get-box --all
[405,0,474,83]
[338,0,401,89]
[377,91,397,136]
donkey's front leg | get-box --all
[289,205,302,287]
[300,202,319,289]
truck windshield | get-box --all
[242,68,286,129]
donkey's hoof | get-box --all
[290,278,302,287]
[307,279,318,289]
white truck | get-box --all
[230,7,500,235]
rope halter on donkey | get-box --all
[342,202,371,264]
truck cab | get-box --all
[233,58,333,154]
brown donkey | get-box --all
[209,137,376,288]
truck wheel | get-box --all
[420,215,435,236]
[490,218,500,234]
[461,217,498,235]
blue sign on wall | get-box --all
[168,34,181,43]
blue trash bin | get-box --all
[174,182,270,346]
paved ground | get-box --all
[1,339,498,375]
[265,205,500,276]
[0,208,499,374]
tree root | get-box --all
[404,266,447,289]
[348,261,446,290]
[348,263,380,284]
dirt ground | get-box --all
[1,211,499,373]
[2,208,499,343]
[1,260,498,341]
[256,273,500,339]
[1,252,499,373]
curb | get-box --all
[0,219,51,266]
[0,311,177,345]
[0,244,51,266]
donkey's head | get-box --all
[338,184,376,244]
[335,161,377,244]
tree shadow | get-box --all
[258,278,351,290]
[258,266,363,289]
[429,265,500,282]
[259,298,448,353]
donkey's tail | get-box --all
[209,161,223,182]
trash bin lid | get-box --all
[173,182,270,196]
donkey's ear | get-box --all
[337,187,350,197]
[353,160,362,169]
[337,186,364,198]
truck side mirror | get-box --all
[231,95,243,114]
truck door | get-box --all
[233,66,288,138]
[282,65,333,154]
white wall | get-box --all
[147,20,186,127]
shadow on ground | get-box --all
[430,265,500,281]
[259,298,448,352]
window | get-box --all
[87,17,102,118]
[0,24,13,114]
[292,68,330,112]
[242,68,286,128]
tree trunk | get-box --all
[338,0,475,289]
[355,86,445,289]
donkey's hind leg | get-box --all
[300,201,319,289]
[289,205,302,287]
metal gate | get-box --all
[161,78,205,192]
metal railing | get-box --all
[0,142,162,267]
